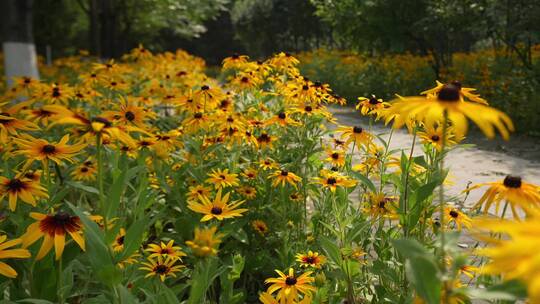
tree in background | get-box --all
[1,0,40,84]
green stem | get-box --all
[58,258,64,304]
[439,111,449,302]
[96,133,108,232]
[402,127,418,238]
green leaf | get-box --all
[66,182,99,195]
[68,203,120,287]
[405,256,441,304]
[319,236,341,267]
[350,171,376,193]
[117,217,149,261]
[187,258,225,304]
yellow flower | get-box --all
[112,228,126,252]
[14,134,86,166]
[269,169,302,188]
[470,175,540,218]
[187,188,247,222]
[145,240,186,261]
[324,148,346,167]
[265,268,316,303]
[139,256,184,282]
[418,123,458,151]
[296,251,326,269]
[185,226,223,257]
[21,211,85,260]
[0,176,48,211]
[252,220,269,236]
[205,168,239,189]
[313,170,357,192]
[356,95,390,116]
[444,206,472,230]
[363,192,398,219]
[388,82,513,140]
[0,235,31,278]
[473,211,540,303]
[336,125,373,147]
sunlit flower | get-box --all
[14,134,86,166]
[470,175,540,218]
[336,125,373,147]
[388,82,513,140]
[269,169,302,188]
[418,123,457,151]
[139,256,184,282]
[296,251,326,269]
[146,240,186,261]
[356,95,389,116]
[313,170,356,192]
[444,206,472,230]
[187,188,247,221]
[265,268,316,303]
[205,168,239,189]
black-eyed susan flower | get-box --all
[324,148,346,167]
[187,184,212,201]
[259,158,278,171]
[14,134,86,166]
[256,132,276,149]
[0,176,48,211]
[336,125,373,147]
[356,95,389,116]
[444,206,472,230]
[185,226,222,257]
[363,192,398,219]
[470,175,540,218]
[205,168,239,189]
[237,185,257,199]
[139,256,184,282]
[388,81,514,140]
[112,228,126,252]
[252,220,269,236]
[0,235,31,278]
[146,240,186,261]
[259,291,312,304]
[187,188,247,222]
[265,268,316,303]
[21,211,85,260]
[269,169,302,188]
[296,251,326,269]
[473,211,540,303]
[222,54,249,70]
[0,104,39,143]
[313,170,356,193]
[241,167,258,180]
[71,160,97,181]
[265,110,300,127]
[418,123,457,151]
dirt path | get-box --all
[330,106,540,207]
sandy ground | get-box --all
[329,106,540,208]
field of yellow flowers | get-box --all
[298,48,540,135]
[0,47,539,304]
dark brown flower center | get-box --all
[201,85,209,91]
[503,175,522,188]
[353,126,363,134]
[327,177,337,185]
[194,113,203,119]
[92,117,112,127]
[437,84,460,102]
[281,170,289,176]
[449,210,459,218]
[211,206,223,215]
[331,153,339,159]
[0,112,11,124]
[431,135,440,142]
[155,265,169,274]
[125,111,135,121]
[81,167,89,173]
[240,77,249,83]
[278,112,286,119]
[369,97,380,105]
[304,106,313,112]
[117,235,125,245]
[42,144,56,154]
[6,179,25,191]
[304,256,316,264]
[52,88,61,98]
[285,276,297,285]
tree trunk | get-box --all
[1,0,39,86]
